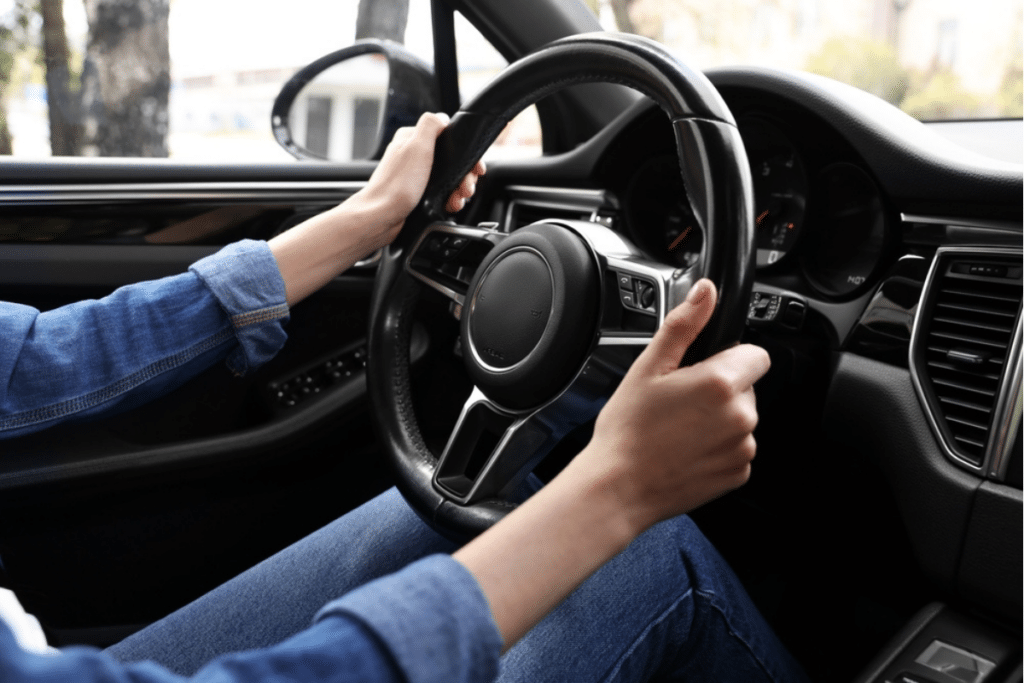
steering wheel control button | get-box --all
[637,282,655,308]
[615,272,657,315]
[748,291,781,323]
[469,249,553,369]
[747,291,807,330]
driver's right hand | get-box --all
[581,279,771,532]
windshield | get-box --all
[585,0,1023,122]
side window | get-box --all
[454,11,542,160]
[0,0,434,162]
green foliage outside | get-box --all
[806,37,909,106]
[807,36,1024,120]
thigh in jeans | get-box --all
[107,487,455,675]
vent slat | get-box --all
[925,360,1002,382]
[944,414,990,431]
[953,435,987,451]
[931,377,997,397]
[929,330,1008,351]
[933,316,1014,335]
[936,302,1018,319]
[942,288,1020,304]
[937,395,992,414]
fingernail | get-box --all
[686,279,708,304]
[458,197,466,210]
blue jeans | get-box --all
[107,488,809,683]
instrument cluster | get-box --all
[623,114,890,300]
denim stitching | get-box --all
[230,303,289,328]
[0,328,234,432]
[694,588,779,681]
[600,588,694,683]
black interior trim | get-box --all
[0,245,217,287]
[823,353,980,595]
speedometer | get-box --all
[738,118,809,268]
[801,163,887,298]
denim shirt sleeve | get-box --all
[315,554,503,683]
[0,240,289,439]
[0,555,501,683]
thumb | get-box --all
[635,279,718,376]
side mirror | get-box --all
[272,40,440,161]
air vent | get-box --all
[913,250,1023,468]
[508,201,597,231]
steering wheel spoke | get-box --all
[405,223,504,314]
[434,336,631,504]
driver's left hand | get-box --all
[352,112,487,252]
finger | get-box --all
[473,160,486,176]
[446,193,468,213]
[692,343,771,393]
[390,126,415,145]
[446,169,481,213]
[416,111,450,137]
[634,279,717,376]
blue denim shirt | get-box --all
[0,239,504,681]
[0,554,503,683]
[0,240,289,439]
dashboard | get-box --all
[469,68,1022,640]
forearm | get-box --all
[453,450,643,651]
[268,113,483,307]
[268,191,387,307]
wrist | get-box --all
[555,448,651,546]
[562,443,659,540]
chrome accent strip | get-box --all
[598,335,653,346]
[506,185,608,202]
[908,245,1023,475]
[352,249,382,269]
[900,213,1022,233]
[0,181,366,203]
[987,309,1023,481]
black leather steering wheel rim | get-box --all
[368,32,754,539]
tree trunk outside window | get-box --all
[40,0,82,156]
[81,0,170,157]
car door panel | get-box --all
[0,160,408,644]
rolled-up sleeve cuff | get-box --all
[315,555,502,683]
[189,240,289,376]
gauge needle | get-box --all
[668,226,692,251]
[756,209,770,227]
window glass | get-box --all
[454,11,542,160]
[585,0,1022,121]
[0,0,433,160]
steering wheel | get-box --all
[368,32,754,539]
